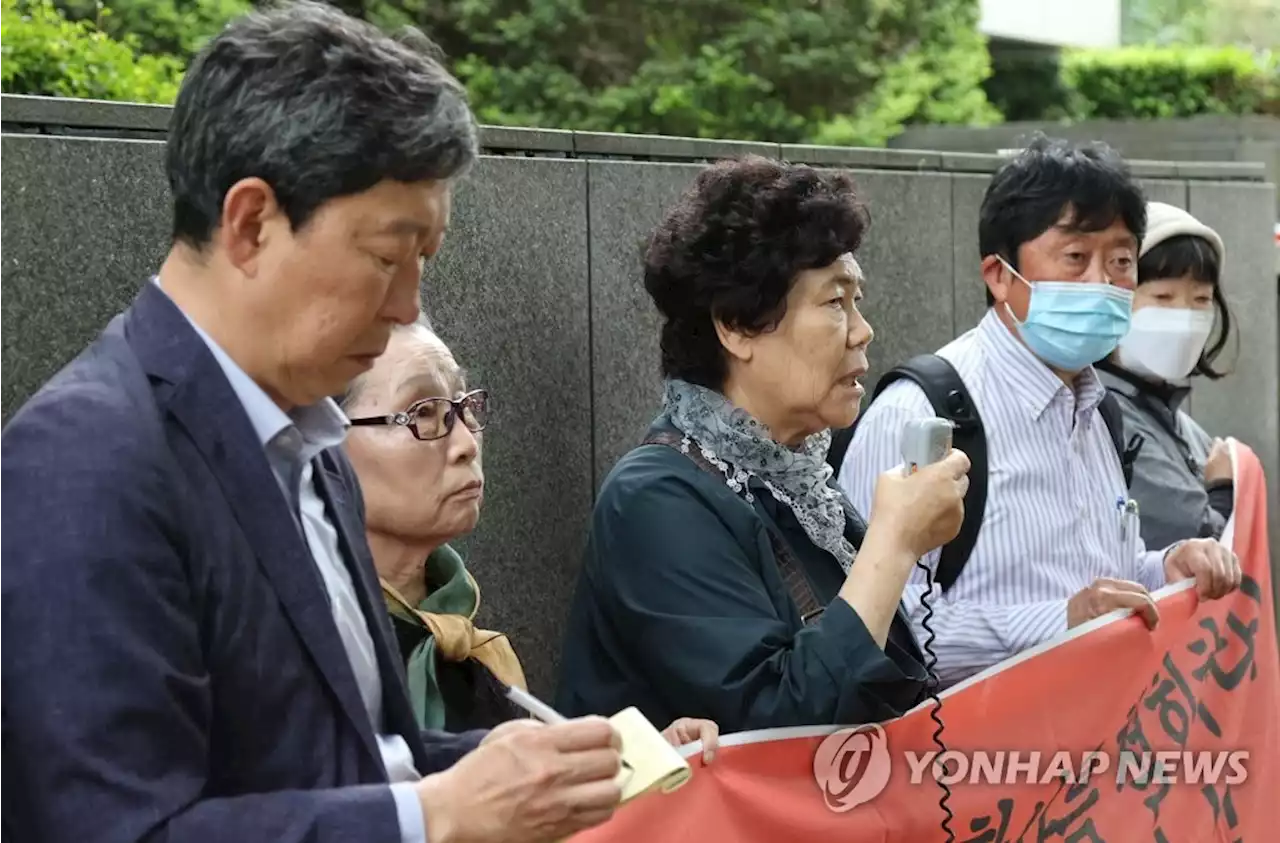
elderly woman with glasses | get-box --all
[342,319,720,756]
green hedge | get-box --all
[5,1,1275,139]
[1062,46,1279,120]
[1,0,185,103]
[1,0,1001,147]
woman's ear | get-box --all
[714,318,753,364]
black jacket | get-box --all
[1097,361,1232,548]
[556,418,928,733]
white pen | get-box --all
[504,683,568,724]
[503,684,633,772]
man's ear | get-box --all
[714,318,753,364]
[981,254,1013,305]
[217,177,285,275]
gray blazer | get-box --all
[1097,362,1232,550]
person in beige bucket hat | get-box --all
[1096,201,1239,549]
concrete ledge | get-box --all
[899,115,1280,146]
[1122,159,1180,179]
[2,94,170,131]
[941,152,1004,173]
[571,131,780,160]
[3,94,1268,181]
[478,125,574,153]
[1173,161,1267,181]
[780,144,944,171]
[1,133,165,150]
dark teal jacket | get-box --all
[556,419,928,733]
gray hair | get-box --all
[337,313,435,412]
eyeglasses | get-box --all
[348,389,490,442]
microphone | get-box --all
[901,416,957,843]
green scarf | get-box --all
[383,544,526,730]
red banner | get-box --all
[575,440,1279,842]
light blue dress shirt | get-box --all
[158,282,427,843]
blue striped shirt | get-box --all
[838,310,1170,686]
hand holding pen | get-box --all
[415,686,626,843]
[503,684,634,773]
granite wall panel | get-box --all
[2,135,169,417]
[952,173,993,333]
[421,157,592,697]
[1138,180,1188,208]
[4,129,1277,689]
[1186,182,1280,589]
[848,170,956,391]
[587,161,704,490]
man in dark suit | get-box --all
[0,4,623,843]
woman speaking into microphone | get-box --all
[556,156,970,733]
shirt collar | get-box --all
[151,278,349,460]
[978,308,1107,420]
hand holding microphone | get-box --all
[870,418,970,560]
[844,416,971,649]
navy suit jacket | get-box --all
[1,282,483,843]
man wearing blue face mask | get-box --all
[837,135,1241,687]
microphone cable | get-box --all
[916,559,955,843]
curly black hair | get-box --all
[643,156,870,389]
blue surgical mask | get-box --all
[998,257,1133,372]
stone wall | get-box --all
[892,115,1280,218]
[3,95,1277,693]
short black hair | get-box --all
[643,155,870,389]
[167,0,478,248]
[979,135,1146,305]
[1138,235,1234,379]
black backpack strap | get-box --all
[1097,392,1143,488]
[827,425,856,474]
[642,430,825,625]
[867,354,988,593]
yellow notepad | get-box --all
[609,706,693,802]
